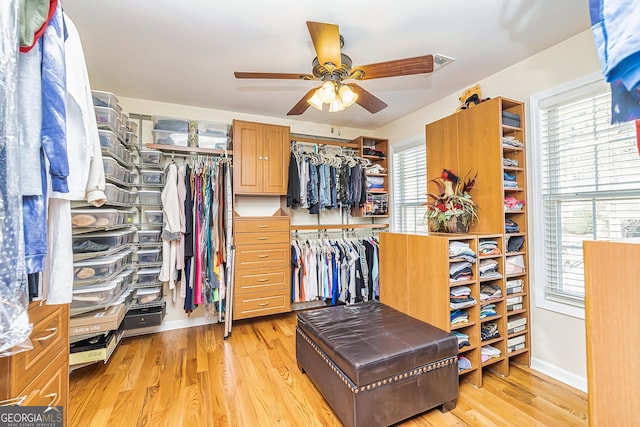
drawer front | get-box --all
[234,217,289,233]
[234,231,290,246]
[235,243,289,269]
[233,290,291,320]
[235,267,288,295]
[22,349,68,410]
[10,303,68,394]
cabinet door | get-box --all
[426,114,459,177]
[233,121,262,194]
[261,124,289,195]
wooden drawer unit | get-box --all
[235,267,288,295]
[234,231,290,246]
[0,302,69,425]
[233,289,291,320]
[233,215,291,320]
[0,302,68,397]
[22,348,68,408]
[235,242,290,269]
[234,216,290,233]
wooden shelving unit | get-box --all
[351,136,389,218]
[421,96,530,379]
[379,232,492,387]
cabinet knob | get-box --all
[258,156,263,160]
[264,156,269,160]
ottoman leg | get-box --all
[297,360,306,374]
[439,399,456,413]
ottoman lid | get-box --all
[297,301,458,386]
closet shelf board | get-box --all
[290,223,389,231]
[482,356,506,368]
[290,134,359,149]
[508,348,529,358]
[146,143,233,156]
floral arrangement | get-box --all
[425,169,478,233]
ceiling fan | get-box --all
[234,21,436,115]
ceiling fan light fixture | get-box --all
[338,84,358,108]
[319,80,337,103]
[329,98,345,113]
[307,90,324,110]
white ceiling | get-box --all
[61,0,592,131]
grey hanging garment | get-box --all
[0,0,31,355]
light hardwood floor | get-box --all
[69,313,588,426]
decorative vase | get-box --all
[428,217,441,233]
[445,215,470,234]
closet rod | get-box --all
[291,134,360,149]
[145,143,233,157]
[290,223,389,231]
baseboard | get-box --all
[530,357,588,393]
[123,316,220,338]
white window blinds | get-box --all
[392,143,427,234]
[538,79,640,307]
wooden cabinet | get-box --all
[351,136,389,217]
[380,232,498,387]
[232,120,290,195]
[233,216,291,320]
[584,240,639,426]
[425,97,530,368]
[0,302,69,424]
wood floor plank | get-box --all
[69,312,588,427]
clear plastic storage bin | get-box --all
[139,150,162,165]
[73,254,121,280]
[95,106,120,133]
[126,132,138,148]
[137,248,161,264]
[152,115,190,132]
[127,120,138,135]
[91,90,120,111]
[138,190,162,205]
[141,169,164,185]
[72,229,135,252]
[152,129,189,147]
[137,230,161,243]
[118,268,135,288]
[144,210,163,225]
[71,280,120,307]
[137,267,160,284]
[135,287,163,304]
[196,121,230,136]
[197,135,230,150]
[99,129,119,152]
[71,208,122,227]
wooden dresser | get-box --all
[233,216,291,320]
[0,301,69,423]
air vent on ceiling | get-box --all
[433,54,454,70]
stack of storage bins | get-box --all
[67,91,140,367]
[128,131,165,329]
[151,115,231,151]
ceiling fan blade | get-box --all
[351,55,434,80]
[306,21,342,70]
[347,83,388,114]
[287,88,317,116]
[234,72,314,80]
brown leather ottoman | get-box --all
[296,301,458,427]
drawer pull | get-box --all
[257,278,269,282]
[257,225,269,228]
[258,302,270,307]
[257,237,269,240]
[44,393,58,407]
[0,395,27,406]
[257,255,269,259]
[35,327,58,342]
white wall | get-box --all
[375,29,600,391]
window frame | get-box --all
[529,71,631,319]
[390,138,427,235]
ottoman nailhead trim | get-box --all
[297,328,457,395]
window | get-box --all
[531,73,640,316]
[392,142,427,234]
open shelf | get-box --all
[146,143,232,156]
